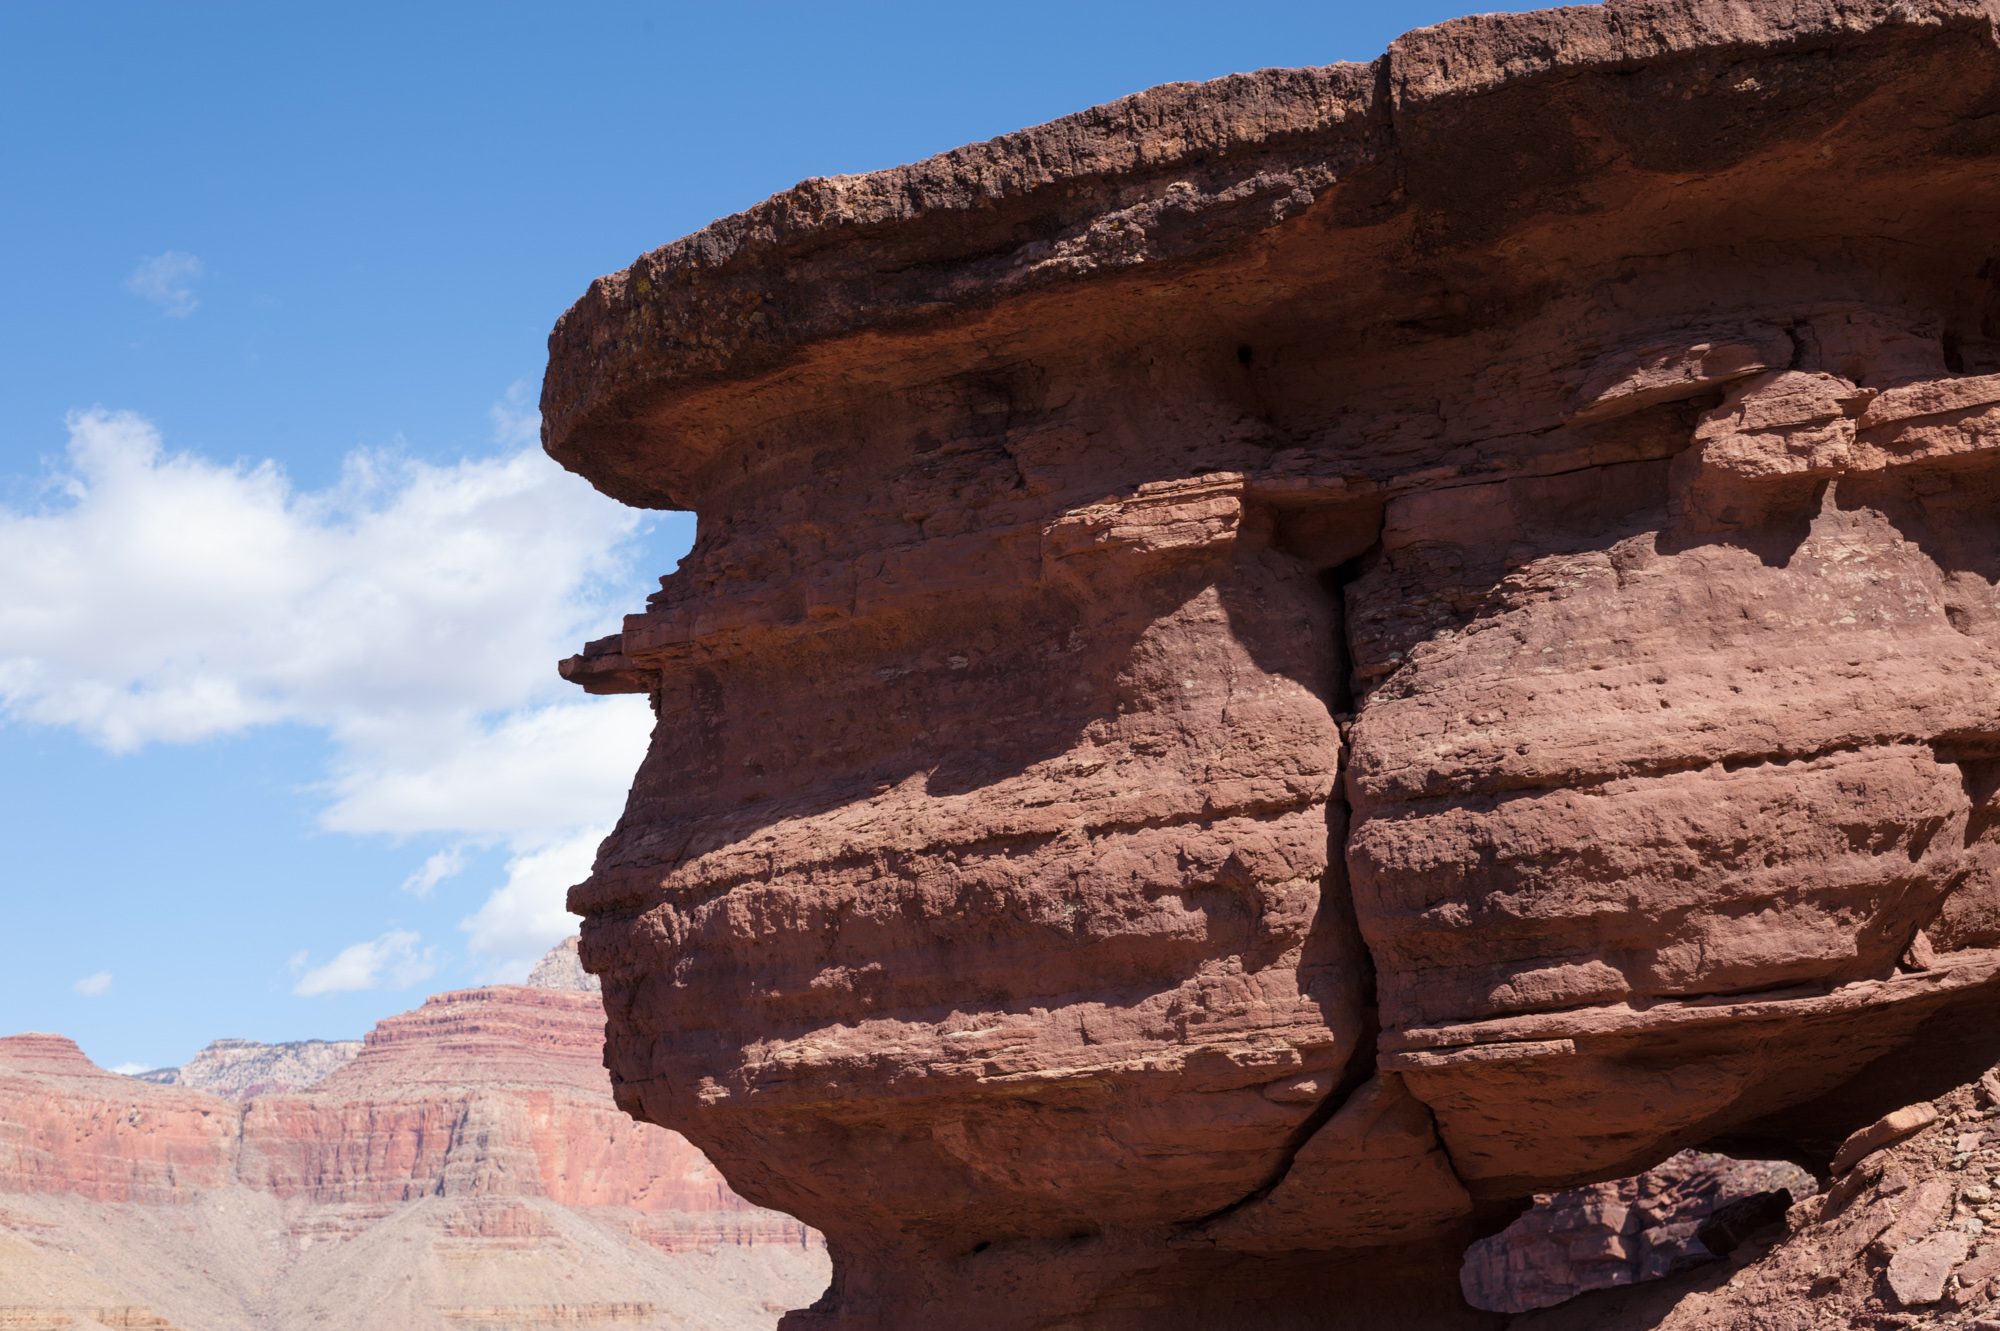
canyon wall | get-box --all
[0,963,825,1330]
[543,0,2000,1327]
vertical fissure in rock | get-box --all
[1184,531,1391,1228]
[1183,1010,1383,1228]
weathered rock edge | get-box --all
[544,0,2000,508]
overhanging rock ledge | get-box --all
[544,1,2000,1326]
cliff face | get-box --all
[544,1,2000,1326]
[0,977,825,1330]
[525,935,600,993]
[238,984,772,1217]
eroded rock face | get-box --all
[546,1,2000,1325]
[237,985,756,1211]
[1510,1063,2000,1330]
[525,935,600,993]
[0,1035,235,1204]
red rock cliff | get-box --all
[0,1034,235,1203]
[544,1,2000,1326]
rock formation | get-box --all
[129,938,595,1102]
[543,1,2000,1326]
[136,1037,362,1101]
[0,1034,237,1206]
[1461,1152,1816,1314]
[0,957,826,1329]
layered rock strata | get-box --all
[0,1035,235,1205]
[545,0,2000,1325]
[0,978,825,1330]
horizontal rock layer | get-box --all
[545,0,2000,1326]
[0,1035,236,1204]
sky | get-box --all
[0,0,1582,1074]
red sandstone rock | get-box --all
[240,985,785,1219]
[1890,1229,1972,1307]
[1833,1103,1942,1176]
[543,0,2000,1325]
[1460,1152,1816,1314]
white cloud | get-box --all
[0,409,643,754]
[125,251,204,317]
[73,971,112,997]
[323,700,649,844]
[293,929,437,997]
[459,827,607,980]
[112,1062,150,1076]
[0,408,647,764]
[400,845,467,897]
[0,405,672,979]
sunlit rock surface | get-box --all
[545,1,2000,1325]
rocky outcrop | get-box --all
[239,983,801,1222]
[544,0,2000,1326]
[1512,1064,2000,1329]
[136,1038,361,1101]
[1462,1153,1816,1314]
[0,978,825,1330]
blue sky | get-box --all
[0,0,1575,1073]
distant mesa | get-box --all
[0,937,826,1330]
[127,936,602,1102]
